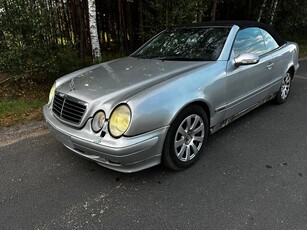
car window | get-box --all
[260,29,279,52]
[132,27,231,61]
[233,27,267,57]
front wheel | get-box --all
[163,105,209,171]
[275,71,292,104]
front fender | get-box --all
[125,61,228,136]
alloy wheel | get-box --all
[174,114,205,162]
[281,73,291,100]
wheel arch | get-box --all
[169,100,211,128]
[288,65,295,79]
[162,101,210,170]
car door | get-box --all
[260,28,287,94]
[225,27,273,118]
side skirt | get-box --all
[210,93,277,134]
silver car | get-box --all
[44,21,299,173]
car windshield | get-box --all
[132,27,231,61]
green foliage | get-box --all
[0,0,306,85]
[0,42,80,81]
[143,0,208,40]
[274,0,307,36]
[42,46,80,81]
[0,0,80,81]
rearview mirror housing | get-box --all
[234,53,260,67]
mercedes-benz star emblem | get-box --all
[69,78,75,91]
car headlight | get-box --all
[92,111,106,133]
[109,104,131,137]
[48,83,56,105]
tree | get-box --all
[269,0,279,25]
[1,0,306,82]
[88,0,101,60]
[257,0,267,22]
[210,0,218,21]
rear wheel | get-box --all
[275,71,292,104]
[163,105,209,170]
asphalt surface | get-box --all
[1,60,307,230]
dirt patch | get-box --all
[0,120,49,147]
[0,79,50,127]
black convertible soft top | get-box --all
[172,21,286,46]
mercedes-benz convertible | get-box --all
[44,21,299,173]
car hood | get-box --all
[56,57,211,111]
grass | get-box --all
[0,97,47,127]
[298,41,307,59]
[0,79,49,128]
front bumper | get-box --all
[43,105,169,173]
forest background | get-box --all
[0,0,307,126]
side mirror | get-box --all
[234,53,260,67]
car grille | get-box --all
[52,93,87,124]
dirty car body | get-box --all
[44,21,299,173]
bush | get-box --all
[0,0,83,82]
[0,42,81,82]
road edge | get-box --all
[0,120,49,147]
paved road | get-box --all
[1,60,307,230]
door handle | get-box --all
[266,63,274,70]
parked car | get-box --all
[44,21,299,173]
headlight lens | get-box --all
[109,105,131,137]
[48,83,56,104]
[92,111,106,133]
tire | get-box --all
[275,71,292,104]
[163,105,209,171]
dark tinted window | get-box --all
[260,29,279,52]
[233,27,267,57]
[132,27,231,61]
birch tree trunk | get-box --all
[88,0,101,60]
[257,0,267,22]
[197,0,204,22]
[269,0,279,25]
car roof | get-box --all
[171,20,286,46]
